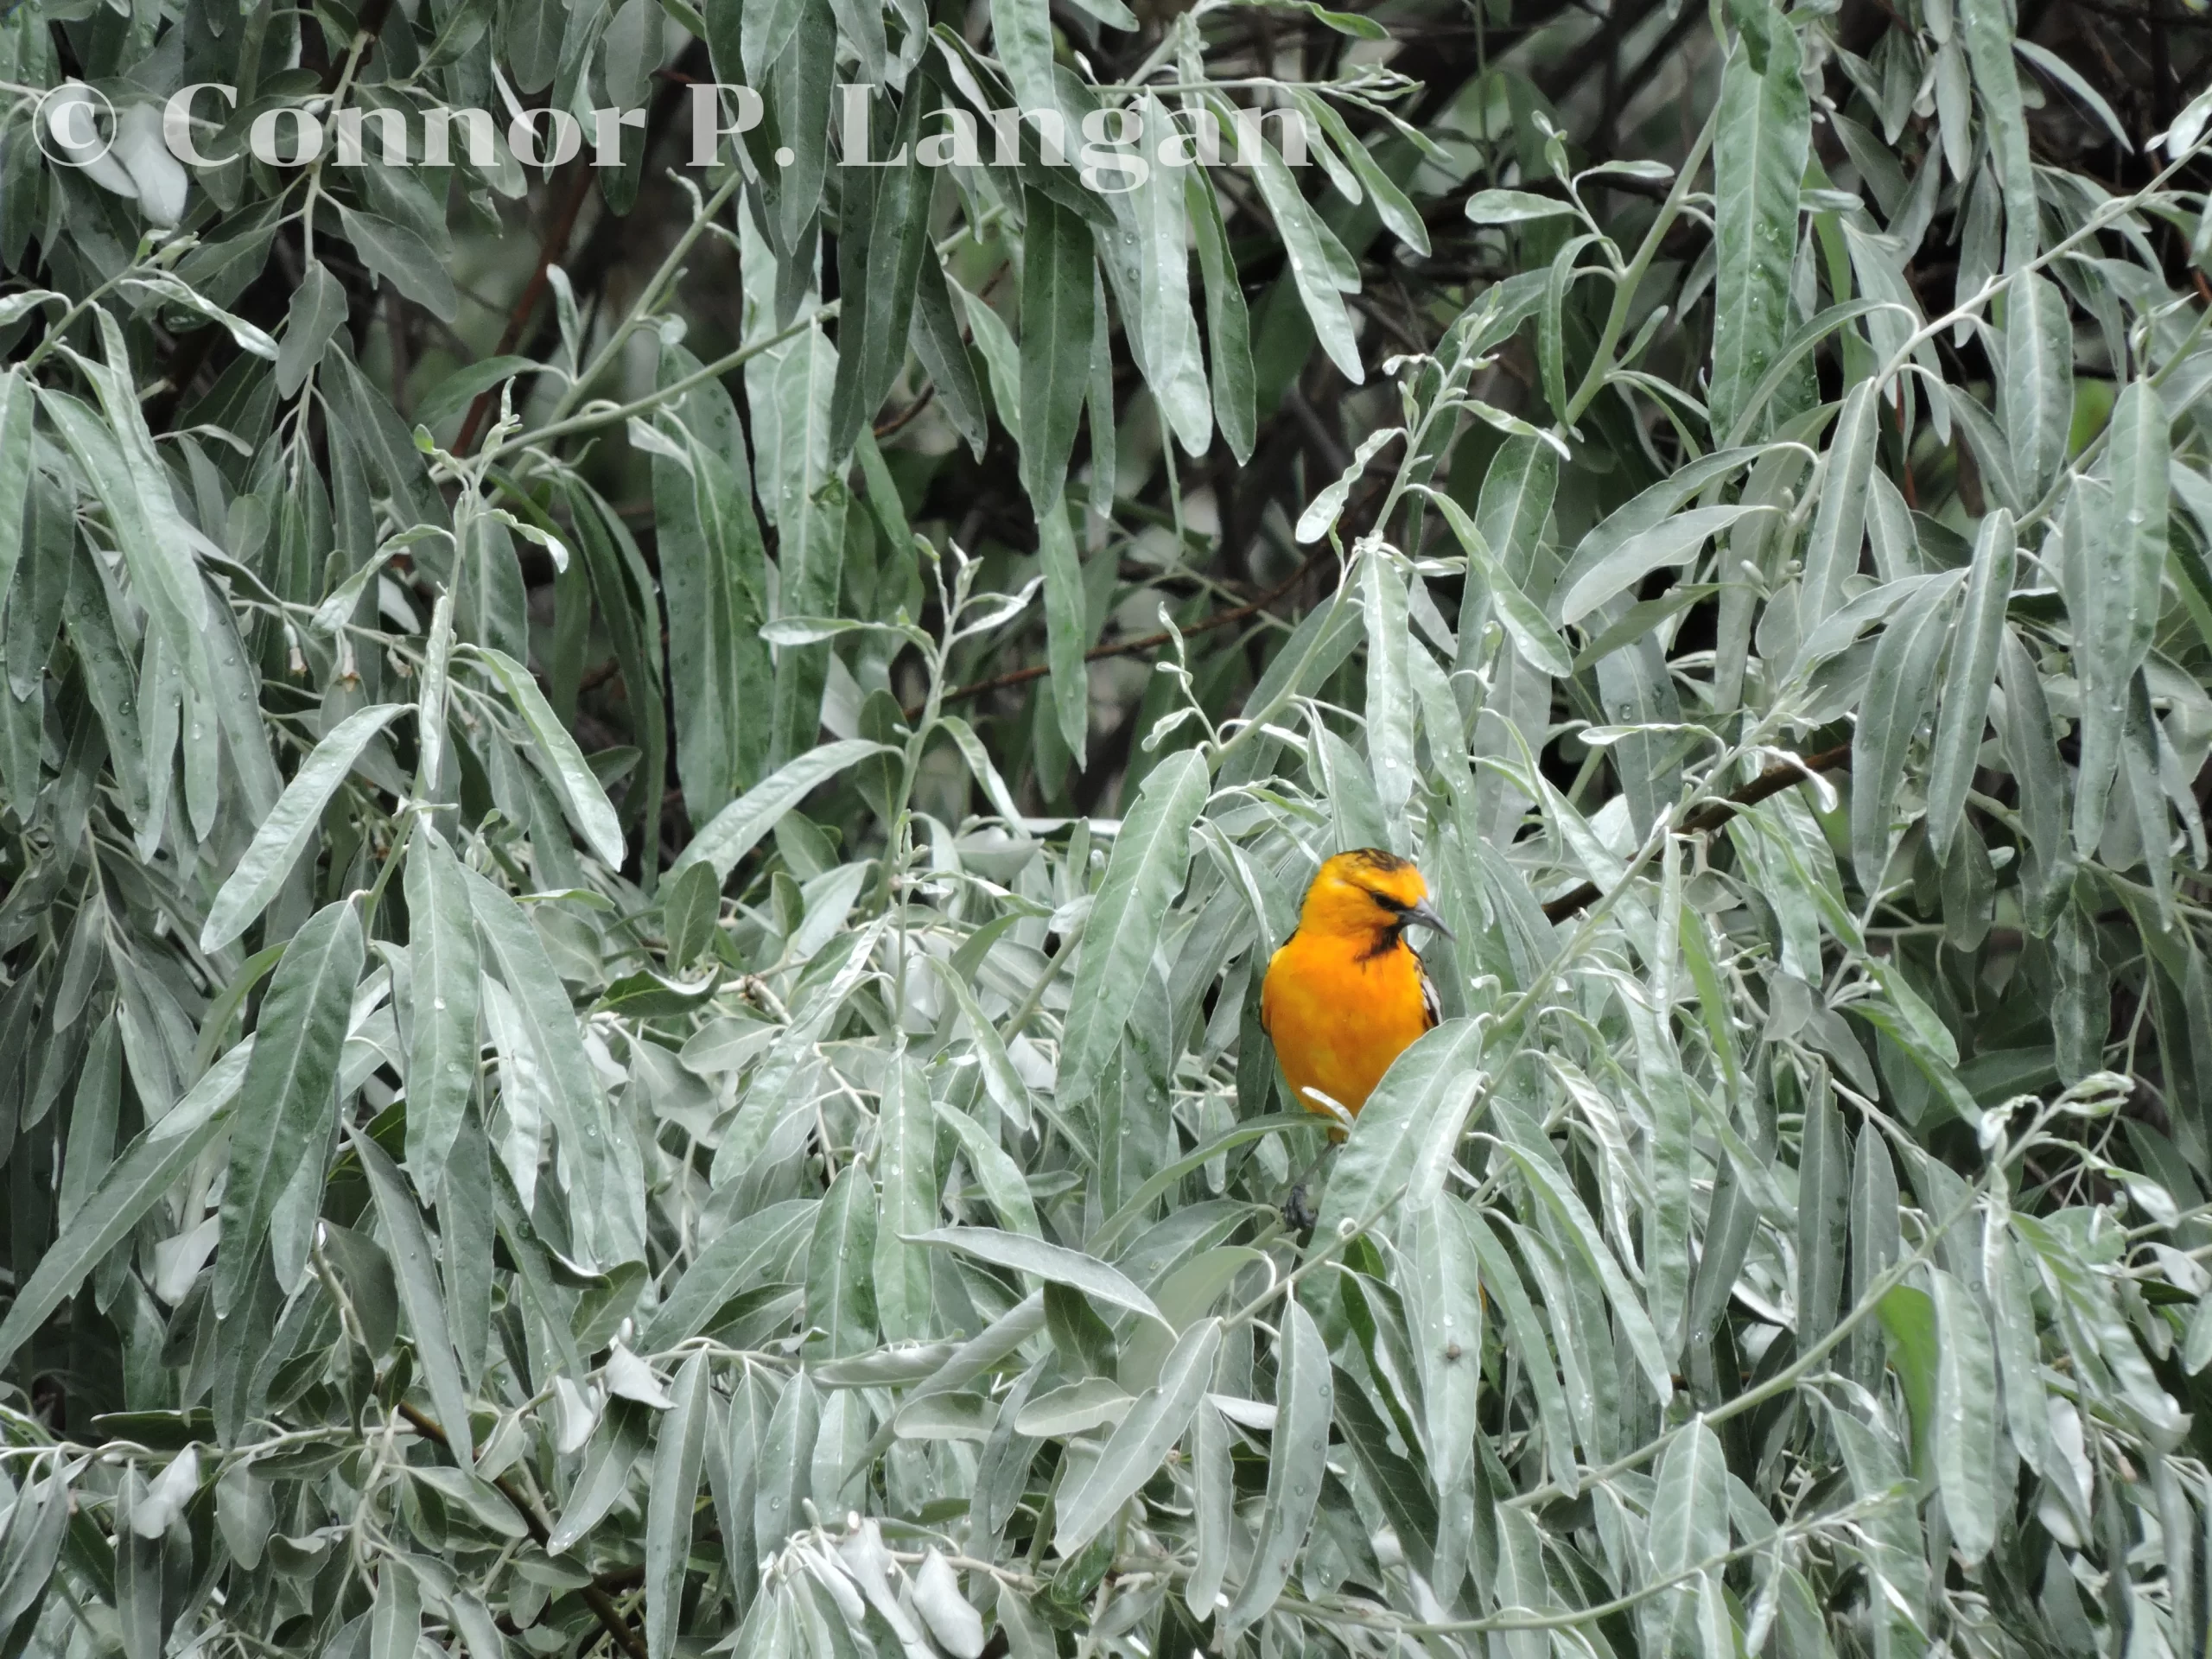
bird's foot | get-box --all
[1282,1183,1319,1236]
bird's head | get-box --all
[1298,849,1454,946]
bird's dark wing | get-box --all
[1419,955,1441,1029]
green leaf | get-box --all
[1799,380,1881,631]
[468,645,626,868]
[753,1372,819,1557]
[1464,189,1578,224]
[1018,189,1097,509]
[352,1127,476,1470]
[276,263,347,400]
[463,868,646,1271]
[1313,1020,1488,1241]
[0,1042,249,1371]
[1057,748,1209,1108]
[1360,553,1416,817]
[1925,510,2015,861]
[1960,0,2037,272]
[1405,1200,1482,1595]
[1250,131,1364,382]
[1294,90,1429,254]
[2071,384,2168,853]
[1850,580,1957,888]
[1796,1077,1852,1352]
[1650,1418,1730,1580]
[912,257,990,457]
[641,1200,817,1349]
[2002,276,2072,502]
[0,369,35,620]
[1929,1265,1999,1562]
[200,703,405,952]
[213,899,363,1317]
[1134,95,1212,459]
[669,740,896,884]
[403,830,481,1188]
[872,1053,940,1342]
[1187,168,1257,464]
[1053,1318,1221,1553]
[645,1351,712,1659]
[1708,24,1808,444]
[804,1166,879,1359]
[931,1105,1041,1249]
[1220,1298,1331,1633]
[339,205,459,322]
[1037,496,1090,764]
[908,1227,1166,1326]
[1423,486,1573,676]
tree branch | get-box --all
[1539,742,1853,923]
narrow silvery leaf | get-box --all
[1038,497,1090,764]
[1708,22,1808,445]
[1799,381,1880,631]
[2003,276,2072,502]
[1296,427,1400,543]
[1960,0,2037,272]
[468,645,626,868]
[1054,1318,1221,1553]
[1221,1299,1332,1633]
[1930,1266,1999,1562]
[804,1164,878,1360]
[464,869,645,1272]
[213,900,362,1317]
[1795,1076,1850,1351]
[403,830,480,1190]
[645,1351,712,1659]
[1249,133,1364,382]
[1361,553,1416,819]
[670,740,896,883]
[1134,95,1211,458]
[200,704,405,951]
[1649,1418,1730,1581]
[874,1055,939,1341]
[276,264,346,400]
[1018,189,1096,511]
[353,1128,475,1469]
[1188,168,1256,464]
[0,368,33,621]
[1850,582,1957,889]
[1057,749,1209,1107]
[2072,385,2168,854]
[0,1043,248,1370]
[1925,511,2015,861]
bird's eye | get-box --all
[1370,890,1409,914]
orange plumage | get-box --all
[1260,849,1449,1128]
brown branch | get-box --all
[396,1402,650,1659]
[873,385,936,440]
[454,164,598,457]
[1539,743,1853,924]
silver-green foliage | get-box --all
[3,1,2212,1658]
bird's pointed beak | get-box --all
[1406,899,1454,942]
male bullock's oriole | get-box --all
[1261,849,1451,1130]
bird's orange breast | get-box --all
[1261,931,1432,1121]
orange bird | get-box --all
[1261,849,1451,1128]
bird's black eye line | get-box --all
[1367,888,1410,914]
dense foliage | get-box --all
[3,0,2212,1654]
